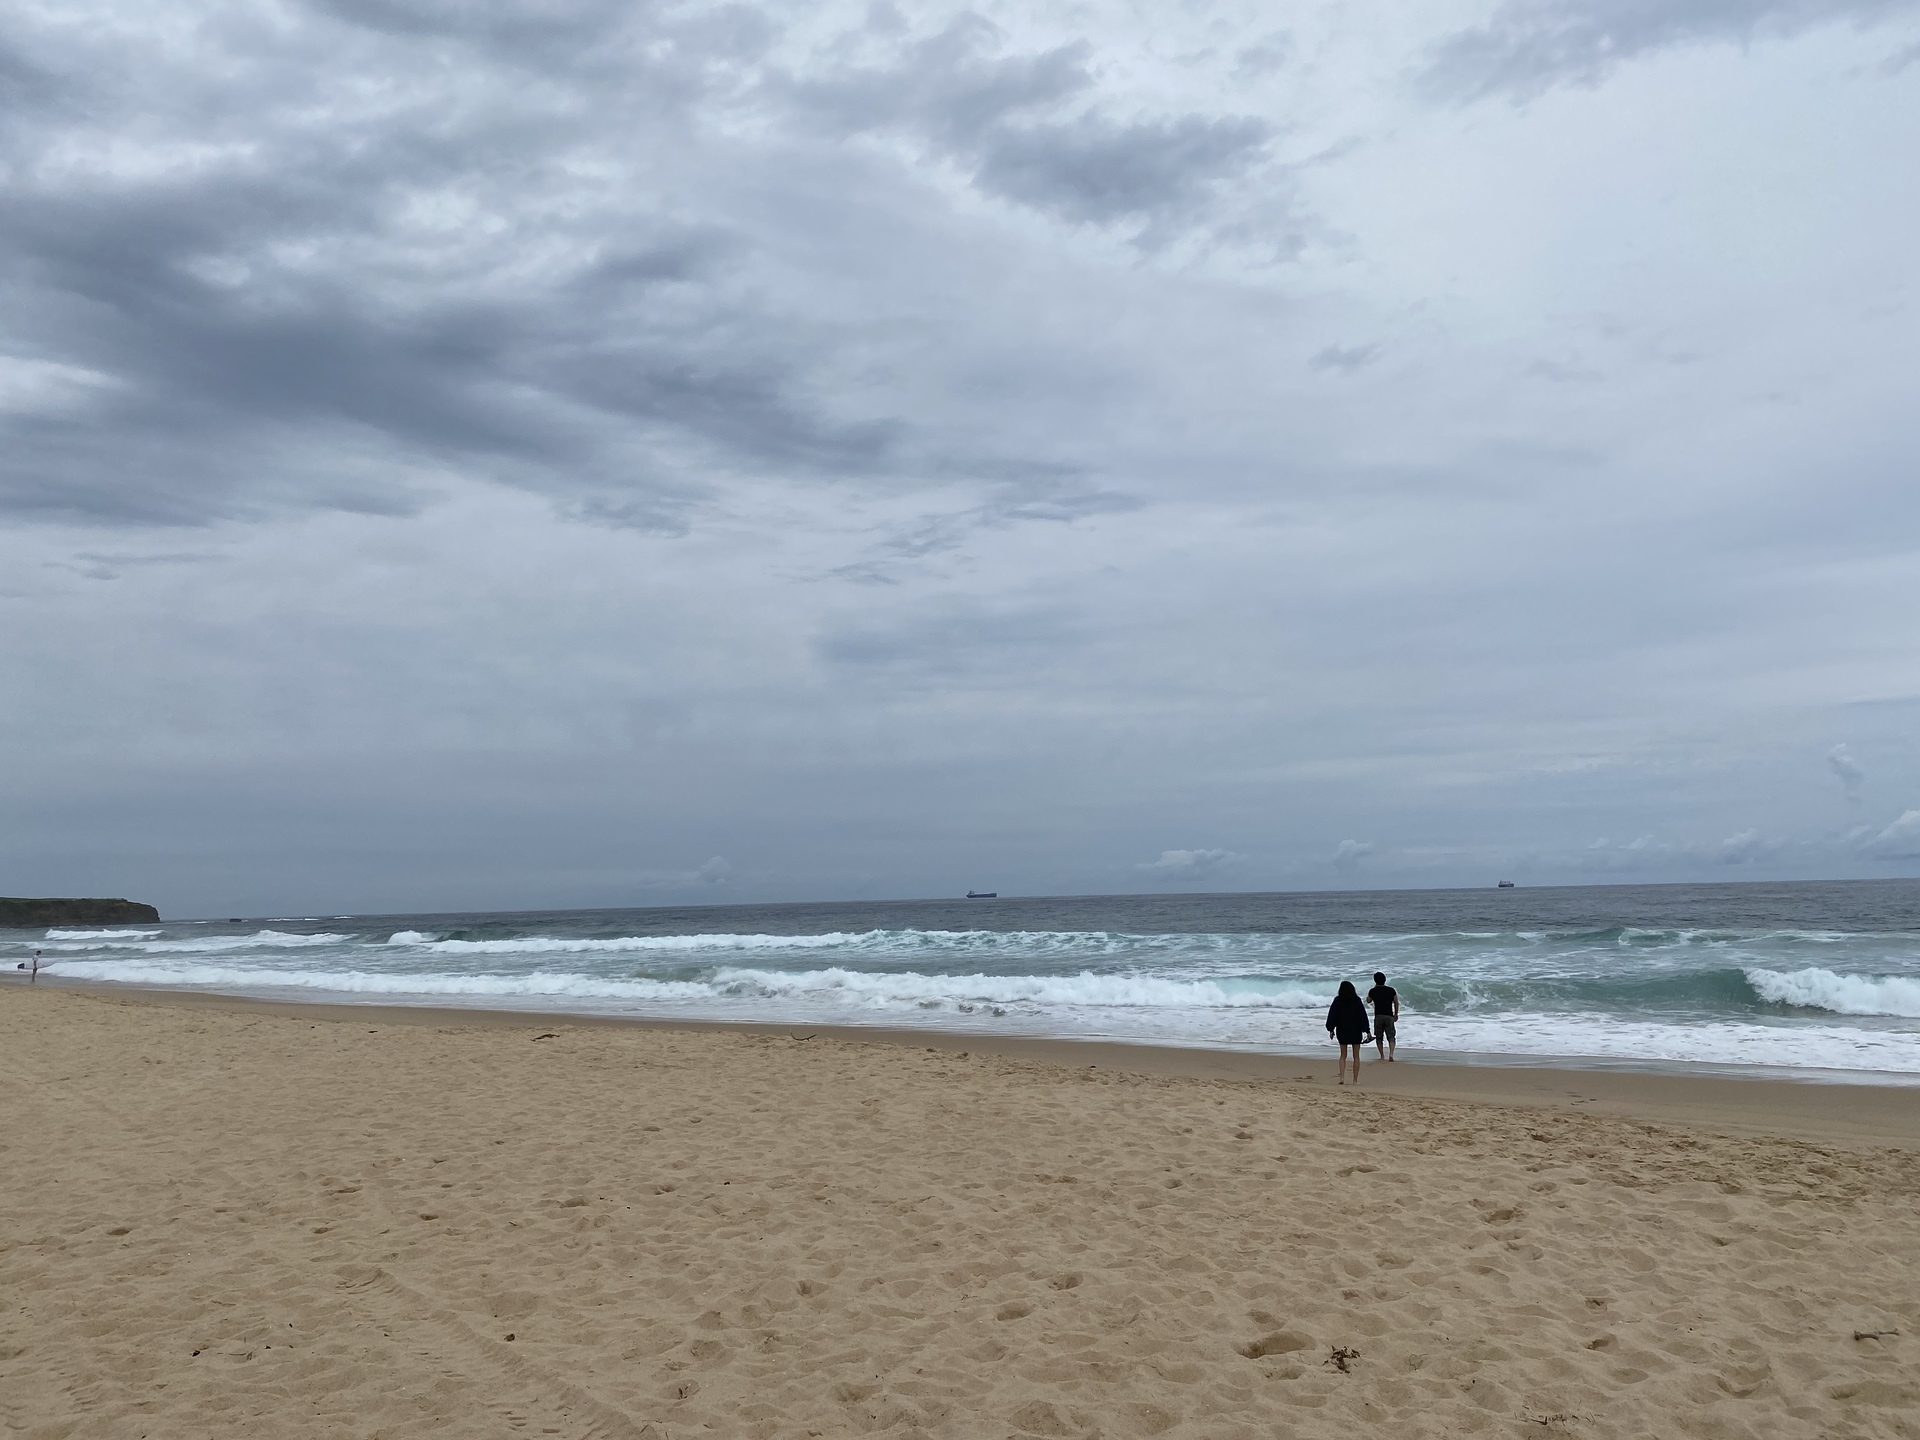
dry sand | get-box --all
[3,984,1919,1439]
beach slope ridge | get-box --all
[0,897,161,927]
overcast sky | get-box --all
[4,0,1919,916]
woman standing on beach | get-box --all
[1326,980,1371,1085]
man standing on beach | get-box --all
[1367,971,1398,1061]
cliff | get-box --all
[0,897,161,928]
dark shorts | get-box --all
[1374,1019,1396,1041]
[1334,1027,1367,1046]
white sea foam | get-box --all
[391,931,858,955]
[42,960,714,1000]
[1408,1013,1920,1075]
[1745,967,1920,1017]
[38,956,1920,1075]
[44,928,163,939]
[41,958,1329,1011]
[700,967,1329,1009]
[39,930,352,953]
[390,928,1125,956]
[21,917,1920,1079]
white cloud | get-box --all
[1332,840,1375,869]
[1138,848,1238,881]
[636,856,735,891]
[1863,811,1920,860]
[1713,828,1776,865]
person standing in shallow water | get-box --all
[1367,971,1399,1062]
[1326,980,1370,1085]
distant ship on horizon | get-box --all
[966,890,997,899]
[1497,880,1516,888]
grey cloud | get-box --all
[815,599,1083,677]
[822,476,1137,584]
[1828,743,1865,799]
[1233,33,1294,81]
[860,480,1136,562]
[2,132,911,525]
[975,479,1138,526]
[46,551,223,581]
[779,15,1095,143]
[779,16,1271,233]
[973,114,1272,226]
[311,0,773,76]
[0,34,61,110]
[561,494,701,538]
[1309,343,1381,373]
[1526,358,1603,383]
[1419,0,1919,101]
[1,1,1194,532]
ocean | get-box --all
[12,879,1920,1081]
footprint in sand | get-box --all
[1238,1331,1313,1359]
[1008,1400,1076,1436]
[1123,1402,1177,1435]
[996,1302,1034,1321]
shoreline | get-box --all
[22,976,1920,1149]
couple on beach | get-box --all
[1326,972,1398,1084]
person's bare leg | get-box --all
[1336,1042,1347,1083]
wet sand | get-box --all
[4,982,1918,1438]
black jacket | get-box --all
[1326,992,1370,1037]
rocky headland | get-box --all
[0,897,161,928]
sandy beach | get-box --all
[4,984,1918,1439]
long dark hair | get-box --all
[1337,980,1358,999]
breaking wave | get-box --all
[39,930,354,953]
[1745,967,1920,1018]
[43,928,164,939]
[13,899,1920,1077]
[31,959,1329,1011]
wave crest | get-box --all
[39,930,352,953]
[44,927,163,939]
[1745,967,1920,1018]
[38,959,1330,1011]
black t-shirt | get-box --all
[1366,985,1397,1021]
